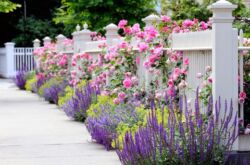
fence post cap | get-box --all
[83,23,88,30]
[208,0,237,10]
[56,34,66,39]
[105,23,118,30]
[4,42,15,46]
[76,24,81,31]
[72,25,81,36]
[142,14,160,22]
[33,39,40,43]
[43,36,51,41]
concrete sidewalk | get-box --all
[0,79,120,165]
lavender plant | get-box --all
[116,92,238,165]
[38,77,68,104]
[14,71,27,90]
[62,84,98,121]
[33,75,46,93]
[86,103,144,150]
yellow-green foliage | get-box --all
[87,95,115,118]
[58,80,87,107]
[25,74,37,91]
[77,80,86,90]
[113,106,186,149]
[58,85,74,107]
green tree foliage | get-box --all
[160,0,211,21]
[53,0,157,33]
[13,16,64,46]
[233,3,250,38]
[0,0,21,13]
[160,0,250,36]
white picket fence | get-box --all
[0,43,34,78]
[14,48,35,71]
[30,0,249,151]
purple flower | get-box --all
[14,71,27,90]
[62,84,98,121]
[116,90,238,165]
[86,103,142,150]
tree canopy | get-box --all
[53,0,157,34]
[0,0,21,13]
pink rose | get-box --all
[113,98,120,104]
[72,61,77,66]
[239,92,247,99]
[143,61,150,69]
[131,76,138,85]
[131,23,140,33]
[59,58,67,66]
[166,87,175,97]
[174,67,181,76]
[200,21,208,30]
[118,19,128,28]
[123,78,132,89]
[183,57,189,65]
[138,42,149,52]
[182,19,194,28]
[208,77,212,84]
[124,27,132,34]
[205,66,212,72]
[167,79,174,87]
[118,92,126,100]
[118,42,128,49]
[161,15,171,23]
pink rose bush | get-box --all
[31,16,214,107]
[33,43,69,78]
[70,52,92,85]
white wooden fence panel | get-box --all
[184,50,212,104]
[14,48,34,71]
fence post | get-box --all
[104,23,119,86]
[56,34,66,52]
[105,23,119,46]
[209,0,238,150]
[43,36,51,46]
[72,24,81,54]
[142,14,160,91]
[33,39,40,48]
[5,42,15,78]
[78,23,91,52]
